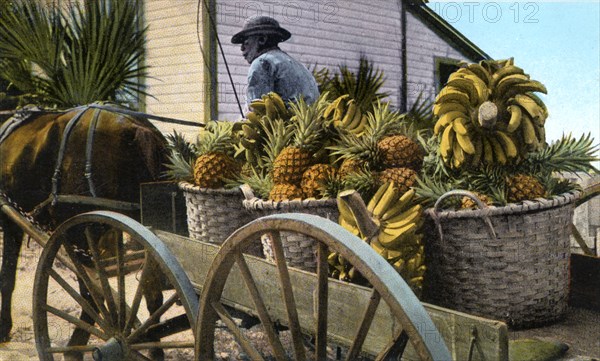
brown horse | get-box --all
[0,104,168,356]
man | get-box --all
[232,16,320,106]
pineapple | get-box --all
[269,183,303,201]
[301,164,336,198]
[506,174,546,202]
[378,134,424,170]
[271,96,328,185]
[193,121,240,188]
[461,192,493,209]
[378,167,418,195]
[338,158,365,179]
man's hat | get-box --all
[231,16,291,44]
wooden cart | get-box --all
[0,182,508,361]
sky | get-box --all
[427,1,600,146]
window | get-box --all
[435,57,461,91]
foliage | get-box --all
[0,0,147,108]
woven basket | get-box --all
[242,186,339,272]
[179,182,261,255]
[422,190,579,329]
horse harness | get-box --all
[0,104,141,217]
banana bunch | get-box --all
[323,94,368,135]
[433,58,548,168]
[332,184,426,292]
[247,92,290,121]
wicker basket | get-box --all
[242,186,339,272]
[422,190,579,329]
[179,182,261,254]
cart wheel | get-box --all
[33,211,198,361]
[195,213,451,361]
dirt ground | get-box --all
[0,238,598,360]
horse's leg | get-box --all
[64,277,97,361]
[143,259,165,361]
[0,218,24,342]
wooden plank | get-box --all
[140,182,188,236]
[156,230,508,361]
[569,253,600,311]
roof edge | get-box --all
[406,1,492,61]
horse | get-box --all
[0,104,168,359]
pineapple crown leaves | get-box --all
[404,92,436,135]
[287,95,329,150]
[261,117,293,167]
[318,172,345,199]
[521,133,599,176]
[163,130,198,182]
[342,166,379,200]
[196,120,237,157]
[225,167,273,199]
[321,55,389,113]
[365,100,405,141]
[328,130,384,169]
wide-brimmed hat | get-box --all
[231,16,291,44]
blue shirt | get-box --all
[247,49,320,106]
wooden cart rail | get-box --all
[156,230,509,361]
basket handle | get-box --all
[240,183,256,201]
[430,190,497,242]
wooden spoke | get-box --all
[268,231,307,361]
[46,345,98,353]
[43,304,108,340]
[315,242,329,360]
[375,329,409,361]
[346,289,381,361]
[127,292,179,343]
[85,226,118,324]
[124,254,149,336]
[145,314,191,340]
[46,268,108,331]
[234,251,287,360]
[211,301,265,361]
[117,233,127,330]
[130,341,194,350]
[62,243,111,322]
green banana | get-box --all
[495,131,518,158]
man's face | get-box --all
[240,35,264,64]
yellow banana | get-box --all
[452,139,465,167]
[370,239,388,258]
[440,125,455,160]
[350,114,368,135]
[503,80,548,100]
[470,134,483,166]
[452,117,470,135]
[380,188,416,222]
[456,132,476,155]
[379,222,418,248]
[495,131,518,158]
[467,63,493,86]
[249,99,266,114]
[337,197,356,224]
[346,105,364,131]
[491,65,525,85]
[340,99,357,127]
[482,136,494,164]
[433,101,469,117]
[434,110,468,134]
[463,74,489,103]
[372,183,400,218]
[434,86,471,109]
[367,182,392,213]
[506,105,522,133]
[495,74,530,98]
[521,114,538,146]
[383,204,421,230]
[511,94,544,120]
[268,92,287,115]
[392,259,405,272]
[446,78,479,106]
[489,136,507,165]
[264,96,278,119]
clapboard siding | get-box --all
[215,0,404,120]
[144,0,205,126]
[142,1,484,129]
